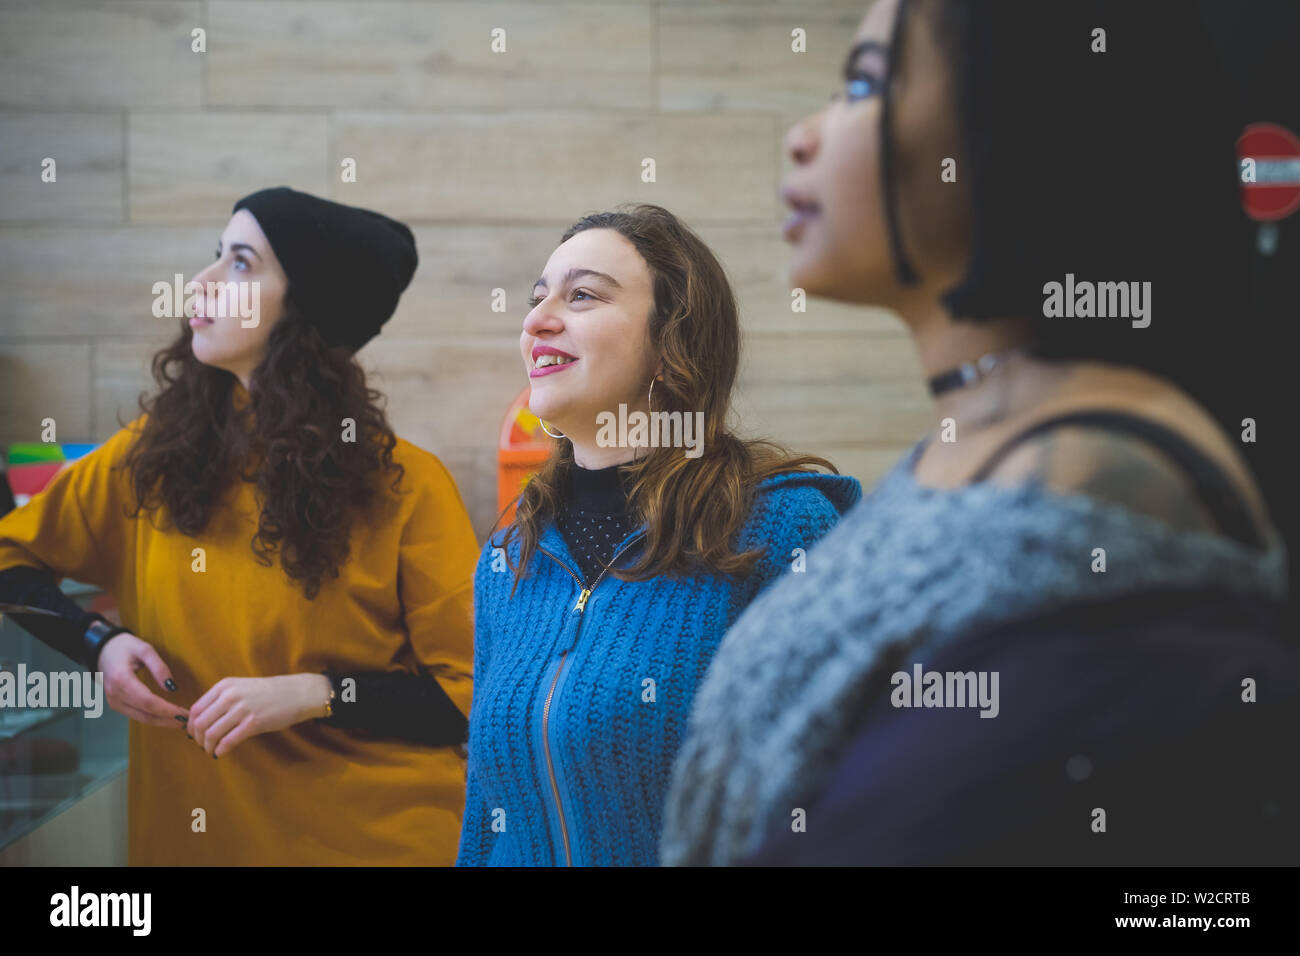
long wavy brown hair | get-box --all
[498,203,838,594]
[119,299,404,599]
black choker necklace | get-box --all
[926,348,1020,397]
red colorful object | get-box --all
[1237,122,1300,222]
[5,462,64,501]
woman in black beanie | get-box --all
[0,186,480,864]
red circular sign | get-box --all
[1237,122,1300,221]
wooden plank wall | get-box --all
[0,0,927,539]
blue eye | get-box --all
[846,76,876,101]
[571,289,592,301]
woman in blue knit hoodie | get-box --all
[456,204,861,866]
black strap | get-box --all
[968,410,1266,550]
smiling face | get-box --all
[521,228,659,445]
[780,0,970,311]
[187,208,289,385]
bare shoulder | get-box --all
[981,425,1224,536]
[976,362,1272,540]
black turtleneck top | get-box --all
[556,460,639,585]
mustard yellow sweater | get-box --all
[0,412,479,865]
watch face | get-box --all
[84,620,124,659]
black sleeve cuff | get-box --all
[320,668,468,747]
[0,564,107,668]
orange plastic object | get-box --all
[497,386,554,525]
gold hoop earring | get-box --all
[632,376,662,462]
[539,419,566,439]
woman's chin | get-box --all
[527,396,564,426]
[190,344,235,374]
[788,257,832,301]
[789,257,878,307]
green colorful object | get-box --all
[5,442,98,472]
[6,443,65,467]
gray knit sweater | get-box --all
[659,439,1288,866]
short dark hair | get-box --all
[884,0,1298,606]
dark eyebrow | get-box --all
[217,239,263,261]
[842,39,887,79]
[532,267,623,292]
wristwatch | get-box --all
[83,618,129,671]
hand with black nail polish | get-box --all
[96,630,190,728]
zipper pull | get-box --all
[573,588,591,613]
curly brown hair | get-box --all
[119,301,404,599]
[498,204,839,595]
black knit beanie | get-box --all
[231,186,418,352]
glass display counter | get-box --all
[0,581,127,853]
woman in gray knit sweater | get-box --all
[661,0,1298,866]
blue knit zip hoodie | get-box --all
[456,470,862,866]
